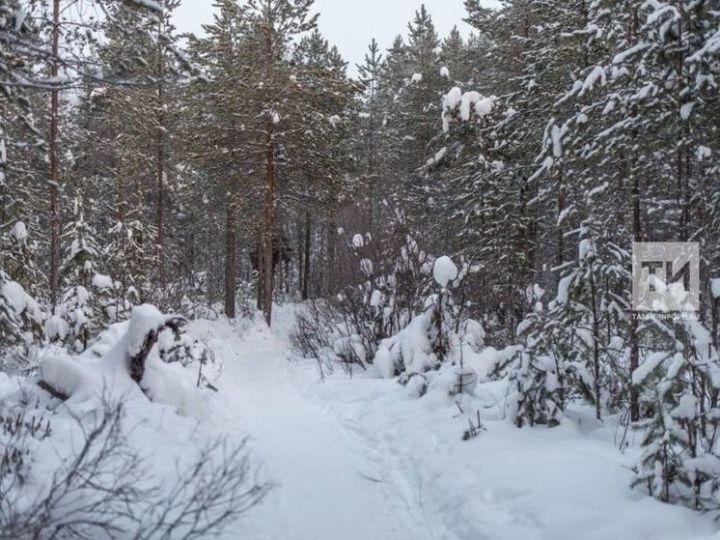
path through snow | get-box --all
[198,313,440,540]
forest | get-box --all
[1,0,720,538]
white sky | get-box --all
[173,0,500,76]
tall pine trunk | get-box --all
[262,122,275,325]
[155,13,166,281]
[302,211,311,300]
[49,0,61,310]
[224,202,237,318]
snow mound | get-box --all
[39,305,217,417]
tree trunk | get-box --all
[629,159,641,422]
[302,211,311,300]
[155,13,166,281]
[256,230,264,310]
[49,0,61,310]
[260,22,276,327]
[224,202,237,318]
[262,123,275,326]
[555,169,565,272]
[712,297,718,351]
[589,264,601,421]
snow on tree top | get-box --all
[440,66,450,78]
[433,256,458,287]
[411,73,423,83]
[442,88,494,131]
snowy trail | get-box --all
[203,316,444,540]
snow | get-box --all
[551,123,567,158]
[92,272,113,290]
[474,96,494,116]
[9,306,720,539]
[38,305,215,417]
[374,311,438,375]
[462,318,486,350]
[440,66,450,78]
[672,394,697,420]
[579,65,606,96]
[631,351,668,385]
[125,304,167,356]
[433,255,458,287]
[410,72,422,83]
[612,42,650,65]
[1,280,28,313]
[697,146,712,160]
[680,102,695,120]
[579,238,595,260]
[294,330,715,540]
[352,233,364,248]
[442,88,494,132]
[127,0,163,12]
[11,220,27,241]
[555,274,573,304]
[444,86,463,109]
[460,91,481,121]
[712,278,720,299]
[360,258,373,276]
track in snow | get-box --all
[209,316,441,540]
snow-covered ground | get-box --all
[194,305,720,540]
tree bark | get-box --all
[224,202,237,318]
[155,12,166,281]
[49,0,61,310]
[302,211,311,300]
[261,22,276,326]
[629,157,641,422]
[262,122,275,326]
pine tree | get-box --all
[52,197,104,351]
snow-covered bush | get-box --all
[0,390,268,539]
[292,234,435,375]
[375,255,471,379]
[632,318,720,511]
[292,230,480,382]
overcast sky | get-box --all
[173,0,500,76]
